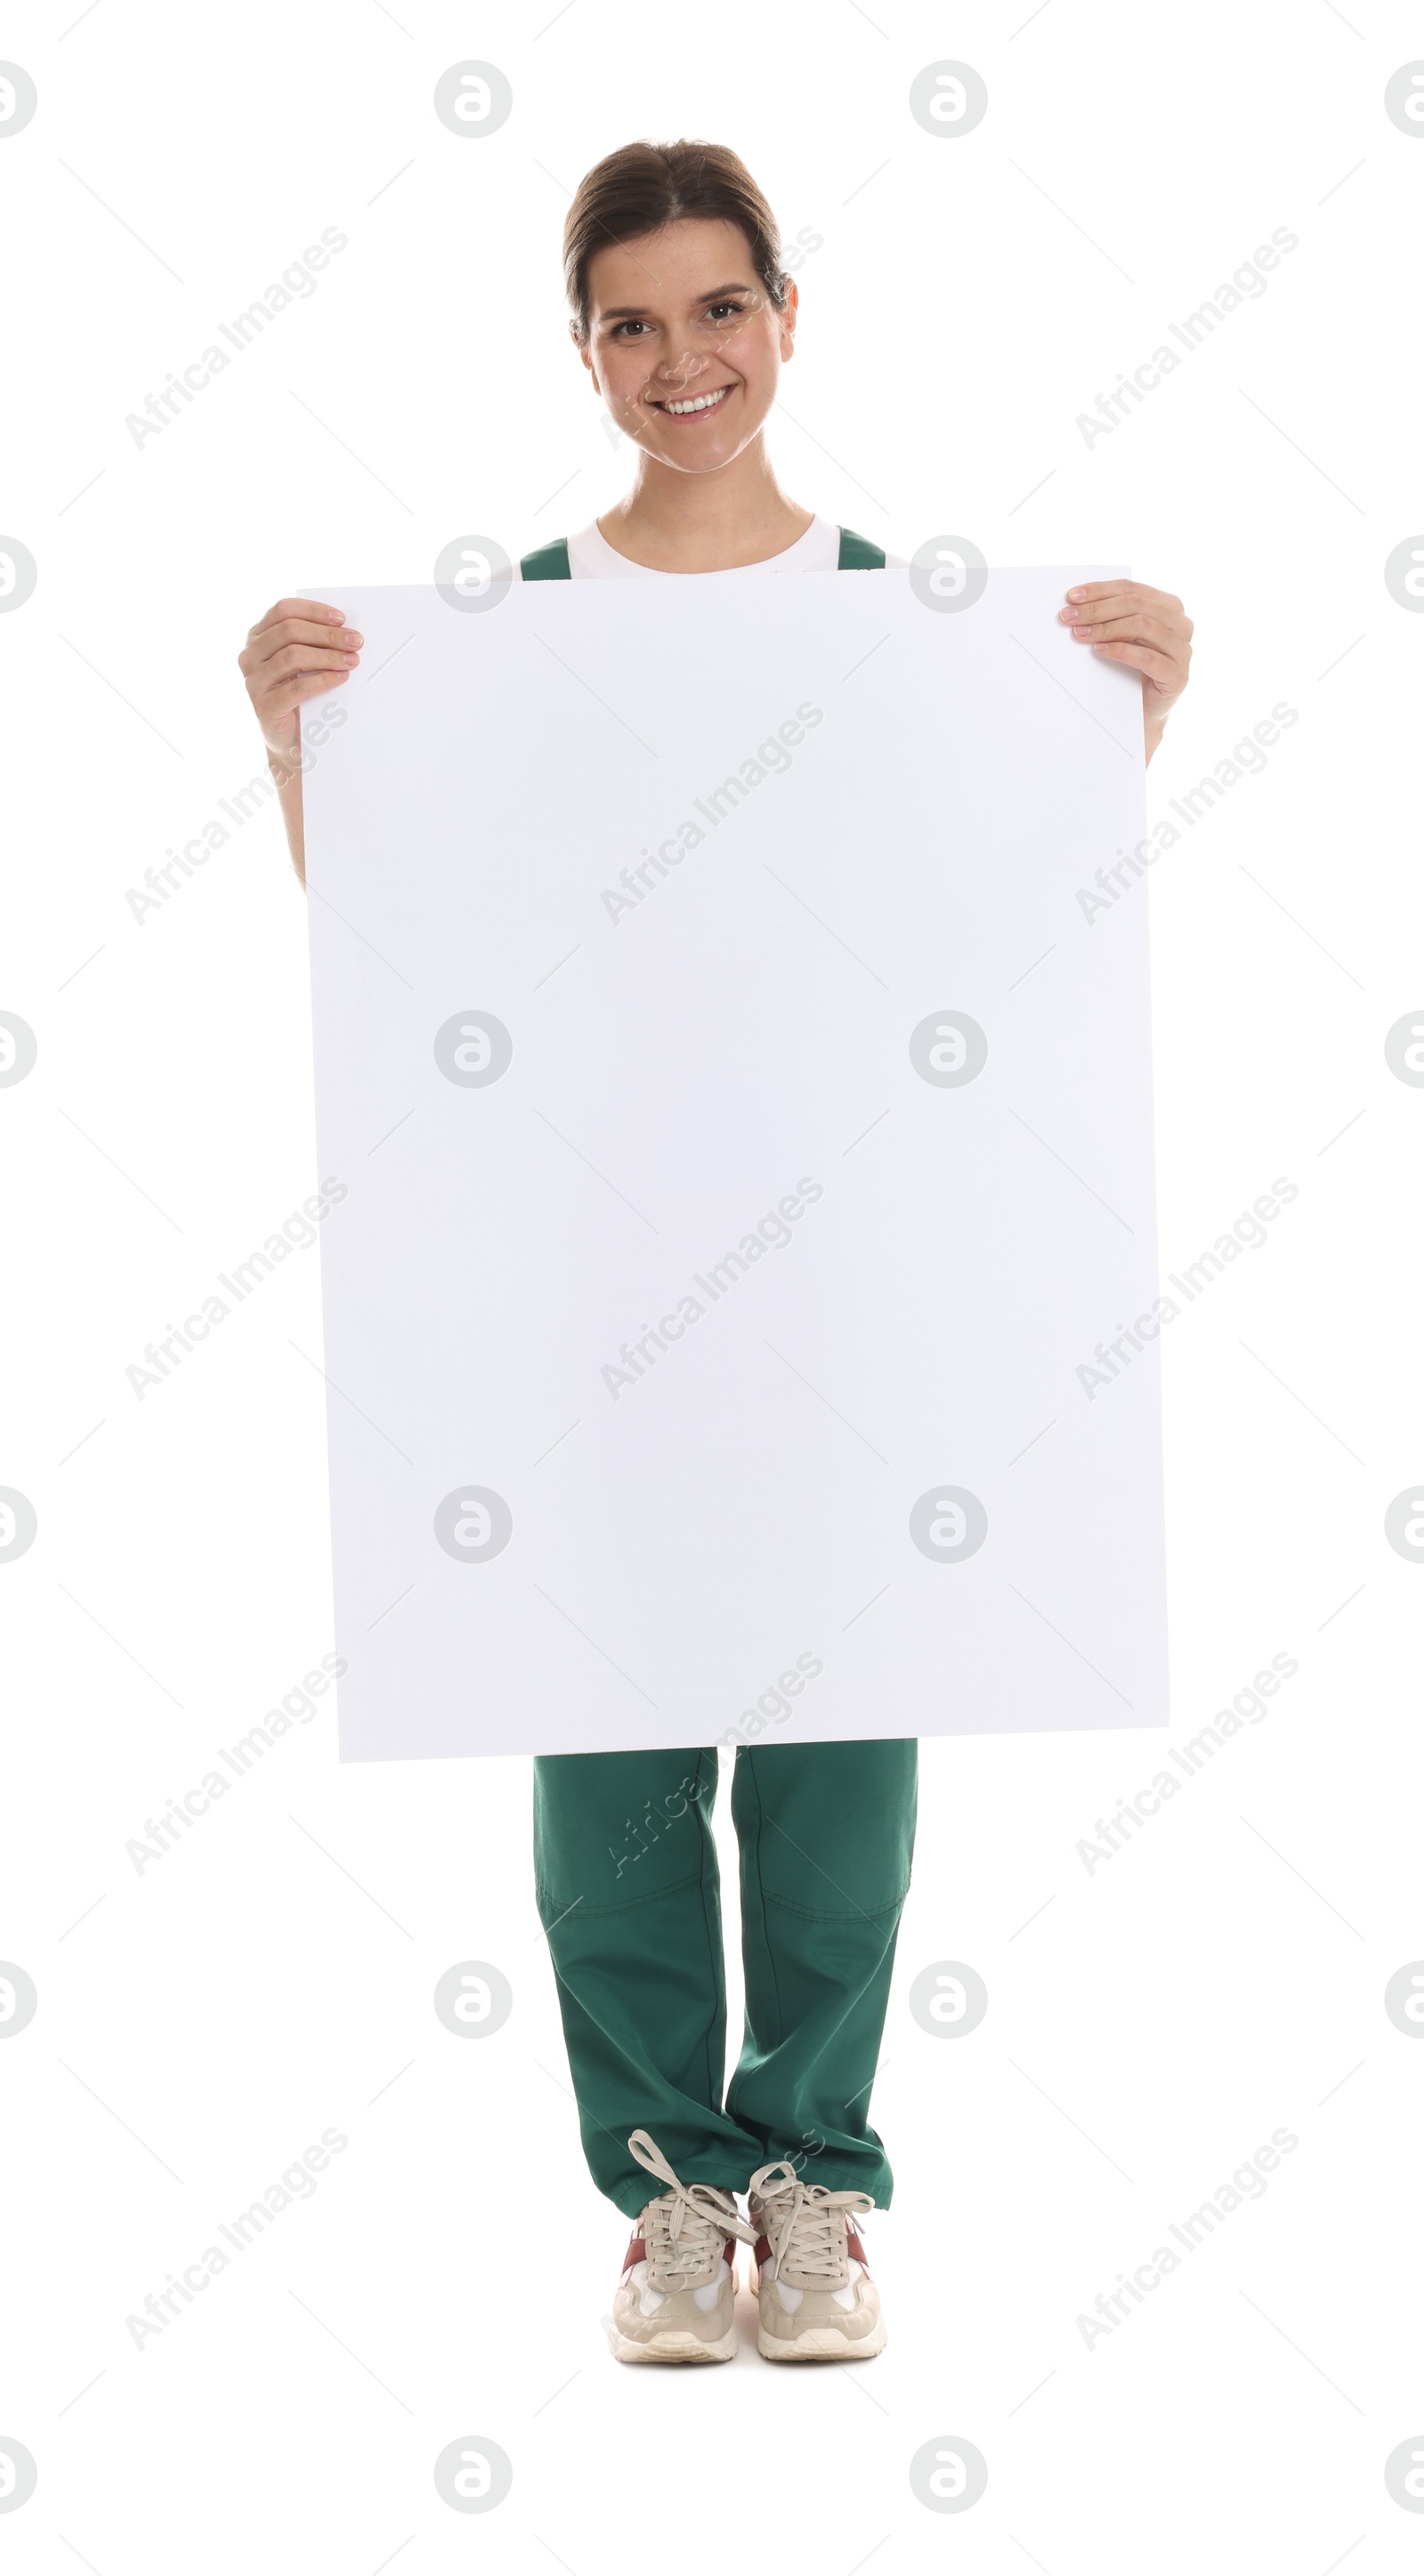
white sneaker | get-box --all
[606,2131,755,2364]
[748,2161,886,2360]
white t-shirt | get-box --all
[531,516,908,577]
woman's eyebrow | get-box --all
[597,279,754,320]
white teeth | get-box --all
[660,386,730,416]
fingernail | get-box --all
[344,651,360,664]
[344,630,364,645]
[326,606,344,622]
[1067,585,1087,602]
[1073,624,1091,636]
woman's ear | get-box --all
[779,278,800,360]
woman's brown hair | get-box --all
[563,140,788,345]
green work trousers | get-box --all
[533,1737,918,2218]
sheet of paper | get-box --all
[303,567,1168,1758]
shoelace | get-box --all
[628,2129,756,2292]
[747,2159,873,2287]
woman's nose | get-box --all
[657,351,711,389]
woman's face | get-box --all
[579,216,797,475]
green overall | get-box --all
[522,524,918,2218]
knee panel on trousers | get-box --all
[533,1747,719,1917]
[732,1737,918,1919]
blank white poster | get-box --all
[303,567,1167,1758]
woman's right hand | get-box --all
[239,597,362,883]
[239,596,362,764]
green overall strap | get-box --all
[521,529,884,576]
[520,537,572,579]
[836,526,886,569]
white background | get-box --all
[3,1,1422,2568]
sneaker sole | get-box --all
[608,2322,739,2364]
[756,2320,887,2362]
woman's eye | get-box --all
[607,303,743,338]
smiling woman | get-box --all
[234,125,1196,2378]
[558,139,822,572]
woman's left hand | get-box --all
[1058,579,1193,764]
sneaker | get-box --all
[606,2130,755,2364]
[748,2160,886,2360]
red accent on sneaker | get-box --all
[753,2227,869,2273]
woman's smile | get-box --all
[648,382,737,418]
